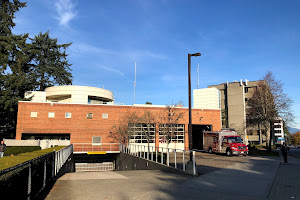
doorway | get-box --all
[192,125,212,150]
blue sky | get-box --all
[12,0,300,128]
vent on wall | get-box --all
[92,136,102,145]
[87,113,93,119]
[31,112,37,118]
[48,112,55,118]
[102,113,108,119]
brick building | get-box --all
[16,101,221,150]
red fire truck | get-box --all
[203,129,248,156]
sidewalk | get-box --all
[46,156,280,200]
[267,151,300,200]
[186,156,279,200]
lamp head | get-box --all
[191,53,201,57]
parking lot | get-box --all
[168,151,249,175]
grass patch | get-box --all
[4,146,41,156]
[0,146,66,171]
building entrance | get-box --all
[192,125,212,150]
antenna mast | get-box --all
[134,62,136,104]
[197,63,199,89]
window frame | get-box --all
[30,112,38,118]
[48,112,55,118]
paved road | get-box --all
[46,154,278,200]
[289,147,300,159]
[168,151,248,174]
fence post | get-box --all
[52,150,55,179]
[151,147,154,161]
[175,149,177,168]
[167,148,170,166]
[43,159,46,189]
[161,148,164,164]
[193,151,196,175]
[27,163,32,200]
[147,146,149,160]
[183,150,185,171]
[156,147,158,162]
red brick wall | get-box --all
[16,102,221,149]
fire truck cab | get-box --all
[203,129,248,156]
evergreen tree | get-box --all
[0,0,73,138]
[30,32,72,91]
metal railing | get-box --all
[0,145,73,199]
[73,143,120,153]
[55,145,73,176]
[121,144,197,175]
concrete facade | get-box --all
[16,101,221,150]
[208,79,263,143]
[193,88,221,110]
[25,85,114,104]
[3,139,70,149]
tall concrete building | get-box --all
[208,79,264,144]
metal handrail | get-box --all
[122,143,197,175]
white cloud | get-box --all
[55,0,77,26]
[99,65,125,77]
[70,42,166,61]
[70,42,118,56]
[125,50,167,61]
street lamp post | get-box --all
[188,53,201,161]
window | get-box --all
[227,136,243,143]
[102,113,108,119]
[128,123,155,143]
[92,136,102,145]
[31,112,37,118]
[65,112,72,118]
[159,124,185,143]
[222,137,227,144]
[48,112,55,118]
[244,87,249,93]
[87,113,93,119]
